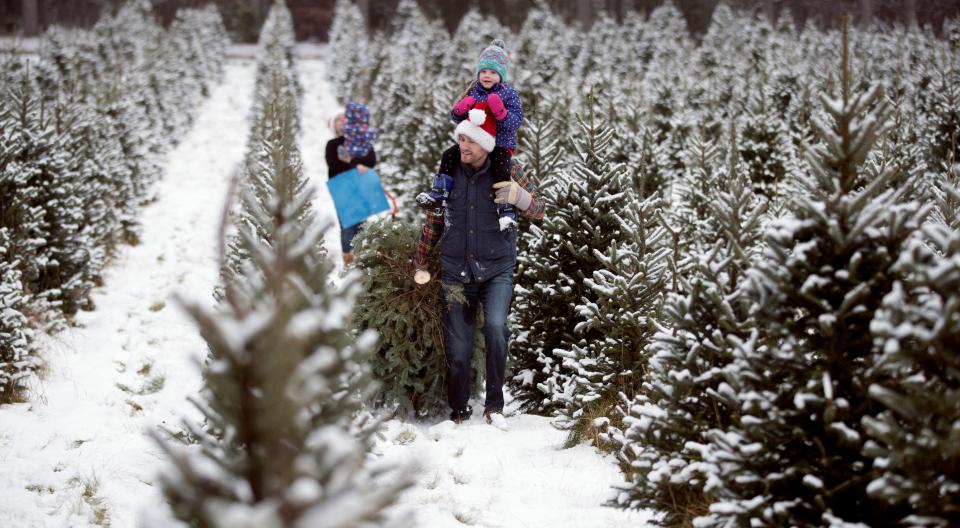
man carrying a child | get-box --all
[413,39,546,427]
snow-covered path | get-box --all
[297,52,344,266]
[295,54,655,528]
[0,59,257,527]
[0,49,654,528]
[376,415,656,527]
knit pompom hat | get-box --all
[477,38,509,84]
[454,104,497,153]
[341,101,378,158]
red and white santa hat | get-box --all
[454,103,497,153]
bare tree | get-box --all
[576,0,594,29]
[859,0,874,27]
[902,0,917,27]
[763,0,776,24]
[21,0,38,35]
[357,0,370,30]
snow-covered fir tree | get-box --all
[643,71,693,190]
[100,0,168,204]
[672,128,723,250]
[509,100,564,405]
[923,55,960,171]
[512,0,572,113]
[61,94,116,300]
[375,74,456,220]
[738,78,794,200]
[694,4,744,114]
[509,102,637,415]
[253,1,301,121]
[155,96,409,527]
[221,0,306,302]
[930,160,960,230]
[863,220,960,527]
[34,34,124,259]
[571,13,626,95]
[606,84,670,201]
[698,26,928,527]
[0,228,34,404]
[552,191,672,447]
[440,9,504,82]
[36,95,97,317]
[514,97,565,238]
[219,88,314,306]
[0,65,63,308]
[869,87,929,200]
[0,0,227,404]
[608,123,767,526]
[326,0,369,102]
[369,0,451,210]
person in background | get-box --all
[325,102,378,266]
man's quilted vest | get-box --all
[439,160,517,283]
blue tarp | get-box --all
[325,167,391,228]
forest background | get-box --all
[3,0,960,43]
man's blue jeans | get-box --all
[441,267,513,413]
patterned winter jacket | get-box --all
[451,82,523,150]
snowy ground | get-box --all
[297,53,347,265]
[0,48,655,528]
[0,36,40,54]
[0,57,257,527]
[377,413,655,527]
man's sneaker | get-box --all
[450,405,473,424]
[484,408,508,430]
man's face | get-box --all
[458,134,487,167]
[334,114,346,136]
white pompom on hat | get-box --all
[454,105,497,153]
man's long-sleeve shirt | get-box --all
[414,160,546,269]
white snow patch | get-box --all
[375,410,655,528]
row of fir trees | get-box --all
[0,0,228,404]
[153,2,410,526]
[329,0,960,526]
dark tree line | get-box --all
[4,0,958,41]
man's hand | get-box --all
[492,180,532,211]
[452,96,475,116]
[487,93,507,121]
[414,269,431,284]
[356,164,369,174]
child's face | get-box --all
[478,69,501,89]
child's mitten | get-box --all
[452,96,476,116]
[486,93,507,120]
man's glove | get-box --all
[492,180,532,211]
[486,93,507,121]
[415,192,438,210]
[452,96,475,117]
